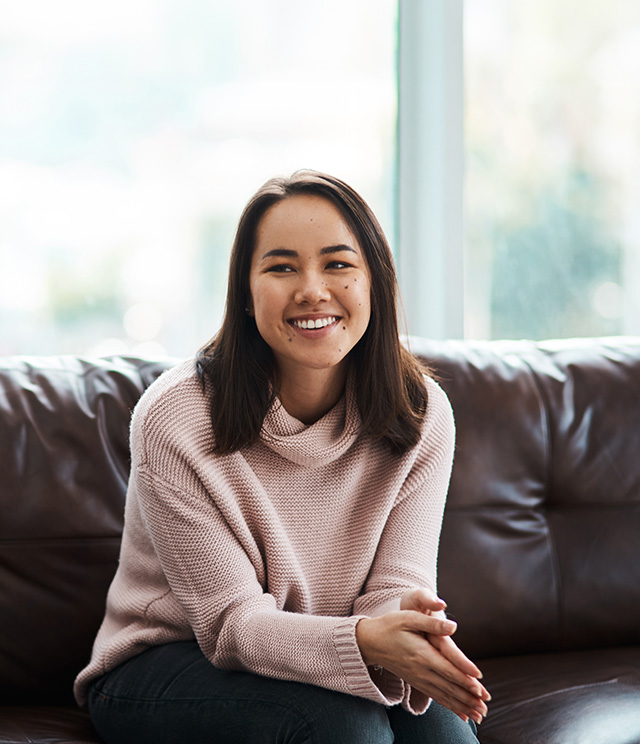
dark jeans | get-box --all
[88,641,479,744]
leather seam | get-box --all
[520,351,564,648]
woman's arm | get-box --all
[133,465,402,707]
[353,380,488,721]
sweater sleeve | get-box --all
[133,464,404,707]
[352,379,456,713]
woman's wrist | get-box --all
[355,617,379,667]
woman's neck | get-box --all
[276,363,348,425]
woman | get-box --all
[76,170,490,743]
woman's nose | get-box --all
[294,272,331,305]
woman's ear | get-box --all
[245,300,254,317]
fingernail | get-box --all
[443,620,457,632]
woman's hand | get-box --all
[356,590,490,725]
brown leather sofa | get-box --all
[1,338,639,744]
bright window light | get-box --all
[0,0,397,357]
[465,0,640,340]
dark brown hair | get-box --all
[196,170,431,454]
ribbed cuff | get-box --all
[402,684,432,715]
[332,616,404,706]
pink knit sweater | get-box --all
[74,360,455,713]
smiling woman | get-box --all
[196,171,435,455]
[75,171,487,744]
[247,195,371,423]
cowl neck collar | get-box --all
[259,374,361,467]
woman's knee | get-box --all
[387,701,479,744]
[284,686,393,744]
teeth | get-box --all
[293,316,336,329]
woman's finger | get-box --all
[405,609,458,637]
[419,643,488,701]
[380,622,488,707]
[403,613,489,696]
[398,635,489,717]
[428,634,489,695]
[414,670,488,723]
[400,587,447,614]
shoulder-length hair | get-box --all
[196,169,431,454]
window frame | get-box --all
[396,0,464,339]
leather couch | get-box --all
[1,337,639,744]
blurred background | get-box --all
[0,0,396,357]
[1,0,639,356]
[465,0,640,341]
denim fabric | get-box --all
[88,641,478,744]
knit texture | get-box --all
[74,360,455,714]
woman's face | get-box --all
[248,194,371,383]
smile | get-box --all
[290,316,338,330]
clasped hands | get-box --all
[355,588,490,725]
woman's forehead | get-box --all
[254,194,359,252]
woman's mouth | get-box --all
[289,316,339,330]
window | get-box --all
[4,2,636,351]
[398,0,640,341]
[0,0,397,356]
[465,0,640,340]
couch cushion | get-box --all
[0,356,174,704]
[477,646,640,744]
[411,337,640,658]
[0,706,101,744]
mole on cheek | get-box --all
[342,326,346,330]
[344,285,349,289]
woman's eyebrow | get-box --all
[261,248,298,259]
[319,244,357,256]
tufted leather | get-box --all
[413,338,640,660]
[0,707,98,744]
[476,647,640,744]
[0,356,171,711]
[1,340,639,743]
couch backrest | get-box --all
[412,337,640,659]
[0,355,172,704]
[1,340,639,701]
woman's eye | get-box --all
[267,264,294,273]
[326,260,351,270]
